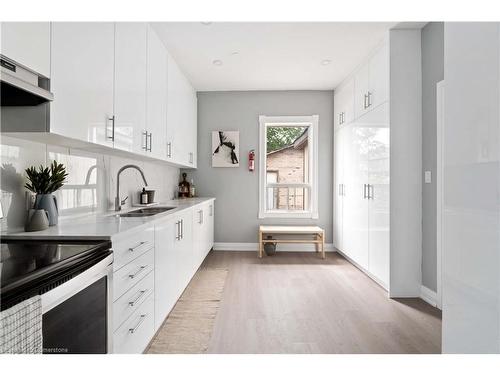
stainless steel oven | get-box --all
[0,239,113,354]
[41,253,113,354]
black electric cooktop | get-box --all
[0,239,112,310]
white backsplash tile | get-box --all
[0,135,180,231]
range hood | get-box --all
[1,55,54,106]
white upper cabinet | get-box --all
[166,53,197,167]
[368,41,389,109]
[114,23,148,153]
[354,64,370,119]
[3,22,197,167]
[50,22,115,146]
[0,22,51,77]
[334,78,354,129]
[146,25,168,160]
[354,41,389,119]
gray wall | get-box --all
[421,22,444,292]
[185,90,334,243]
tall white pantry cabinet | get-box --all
[333,30,422,297]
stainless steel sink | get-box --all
[118,207,176,217]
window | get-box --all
[259,115,319,219]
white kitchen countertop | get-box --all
[1,197,215,240]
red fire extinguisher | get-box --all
[248,149,255,172]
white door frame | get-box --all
[436,80,444,310]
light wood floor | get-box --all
[202,251,441,354]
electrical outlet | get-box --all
[424,171,432,184]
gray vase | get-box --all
[25,209,49,232]
[35,194,58,226]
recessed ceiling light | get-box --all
[321,59,332,66]
[201,22,212,26]
[213,59,223,66]
[231,51,239,56]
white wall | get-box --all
[442,23,500,353]
[183,90,334,244]
[0,135,180,231]
[421,22,444,293]
[389,29,423,297]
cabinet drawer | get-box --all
[113,249,154,301]
[113,270,154,331]
[113,293,155,354]
[112,226,154,271]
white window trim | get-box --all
[258,115,319,219]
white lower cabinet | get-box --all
[154,200,215,333]
[113,294,155,354]
[154,216,180,331]
[111,226,155,354]
[192,201,214,270]
[112,200,215,352]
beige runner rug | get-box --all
[147,268,228,354]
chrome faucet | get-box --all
[115,164,148,211]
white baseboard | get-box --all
[336,248,389,291]
[214,242,335,252]
[420,285,438,307]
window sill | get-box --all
[258,210,319,219]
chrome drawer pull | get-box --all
[129,241,146,252]
[128,290,147,306]
[128,265,147,279]
[129,314,147,334]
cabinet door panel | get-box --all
[166,53,197,166]
[114,22,147,153]
[369,42,389,109]
[342,123,369,268]
[365,103,390,288]
[354,64,369,119]
[147,25,168,160]
[154,217,178,331]
[50,23,115,146]
[1,22,51,77]
[333,128,344,250]
[166,53,185,164]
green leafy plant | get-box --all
[24,161,68,194]
[266,126,307,153]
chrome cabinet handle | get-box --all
[147,133,152,152]
[128,265,147,279]
[363,184,367,199]
[180,219,184,239]
[142,131,148,150]
[128,290,147,306]
[107,115,115,141]
[129,241,146,252]
[198,209,203,224]
[367,91,372,107]
[189,152,193,164]
[167,142,172,158]
[129,314,147,334]
[175,220,180,240]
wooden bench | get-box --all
[258,225,325,259]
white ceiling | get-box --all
[151,22,401,91]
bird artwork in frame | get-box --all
[212,130,240,167]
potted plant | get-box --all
[25,161,68,226]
